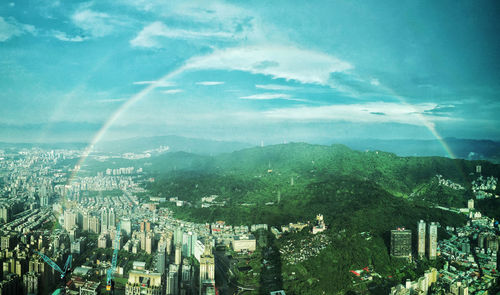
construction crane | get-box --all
[36,251,72,294]
[106,222,121,293]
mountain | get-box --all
[144,143,499,294]
[334,138,500,162]
[92,135,253,155]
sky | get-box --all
[0,0,499,145]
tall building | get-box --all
[146,233,154,254]
[108,208,116,229]
[64,210,77,232]
[82,212,90,232]
[22,272,40,295]
[390,228,412,258]
[418,220,426,259]
[89,216,100,234]
[428,222,438,260]
[175,243,182,265]
[199,244,215,295]
[101,208,108,233]
[165,264,179,295]
[122,218,132,237]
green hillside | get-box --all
[141,143,499,294]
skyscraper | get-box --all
[199,244,215,295]
[122,218,132,236]
[101,208,108,233]
[428,222,438,260]
[108,208,116,229]
[418,220,426,259]
[390,228,412,258]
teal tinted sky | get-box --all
[1,0,499,144]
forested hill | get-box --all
[146,142,500,200]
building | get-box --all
[146,233,154,254]
[165,264,179,295]
[22,272,40,295]
[100,208,108,233]
[122,218,132,237]
[199,244,215,295]
[89,216,100,234]
[108,208,116,229]
[64,210,77,232]
[98,234,108,249]
[428,222,438,260]
[231,235,257,252]
[175,243,182,265]
[467,199,474,210]
[79,281,100,295]
[418,220,426,259]
[390,228,412,258]
[125,270,163,295]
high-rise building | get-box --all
[108,208,116,229]
[89,216,100,234]
[146,233,154,254]
[418,220,426,259]
[82,212,90,232]
[22,272,40,295]
[428,222,438,260]
[390,228,412,258]
[165,264,179,295]
[64,210,77,232]
[175,243,182,265]
[199,244,215,295]
[101,208,108,233]
[122,218,132,237]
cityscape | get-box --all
[1,0,500,294]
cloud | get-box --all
[133,80,176,87]
[0,17,36,41]
[255,84,299,91]
[130,21,236,48]
[370,78,380,86]
[263,102,450,126]
[162,89,183,94]
[240,93,306,102]
[182,45,353,86]
[196,81,225,86]
[71,7,128,38]
[51,30,87,42]
[96,98,126,103]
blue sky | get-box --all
[0,0,499,144]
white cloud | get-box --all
[263,102,450,126]
[96,98,126,103]
[133,80,176,87]
[71,7,128,38]
[196,81,225,86]
[183,45,353,86]
[0,17,36,42]
[370,78,380,86]
[256,84,299,91]
[51,30,87,42]
[240,93,308,102]
[130,21,235,48]
[162,89,183,94]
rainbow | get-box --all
[67,66,187,184]
[67,70,456,187]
